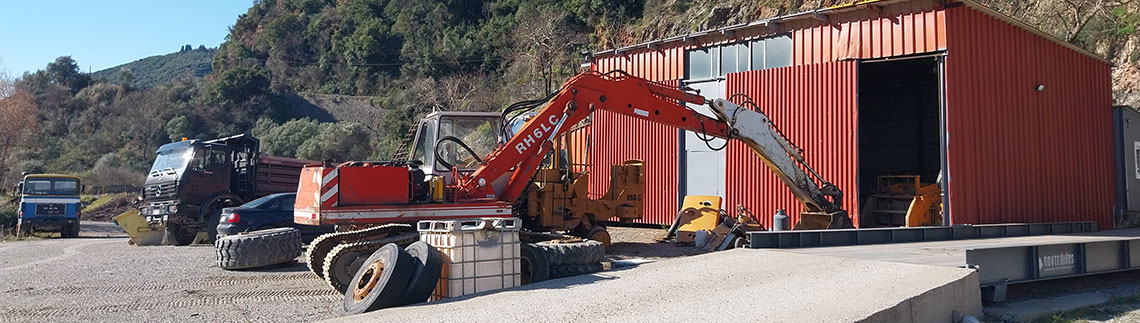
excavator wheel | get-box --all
[585,226,611,249]
[342,244,416,314]
[323,232,419,293]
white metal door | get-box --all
[680,80,727,199]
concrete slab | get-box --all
[330,249,981,323]
[773,228,1140,268]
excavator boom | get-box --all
[457,71,850,229]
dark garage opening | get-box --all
[858,57,943,227]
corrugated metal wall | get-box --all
[592,46,685,81]
[725,61,860,229]
[944,6,1115,228]
[572,78,682,225]
[791,2,946,65]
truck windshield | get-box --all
[437,117,498,170]
[150,148,193,176]
[22,178,80,196]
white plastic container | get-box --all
[418,217,521,301]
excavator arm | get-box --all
[456,71,851,229]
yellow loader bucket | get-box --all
[112,209,164,246]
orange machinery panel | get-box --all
[337,166,410,205]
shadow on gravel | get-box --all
[402,271,626,308]
[240,261,313,273]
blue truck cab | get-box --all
[15,174,82,238]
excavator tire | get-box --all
[306,223,413,279]
[343,244,416,314]
[401,241,443,305]
[520,243,550,284]
[323,233,419,293]
[215,228,302,270]
[533,239,604,266]
[549,263,605,279]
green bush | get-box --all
[0,201,17,232]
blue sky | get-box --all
[0,1,252,77]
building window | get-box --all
[685,34,793,80]
[686,48,714,80]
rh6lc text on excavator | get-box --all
[293,70,854,291]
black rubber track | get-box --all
[343,244,416,314]
[215,228,303,270]
[401,241,443,305]
[532,239,604,266]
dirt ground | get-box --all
[0,222,700,322]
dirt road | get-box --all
[0,222,341,323]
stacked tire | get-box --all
[342,241,444,314]
[523,239,606,282]
[215,228,303,270]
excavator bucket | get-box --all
[112,209,165,246]
[794,211,854,230]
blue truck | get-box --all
[15,174,82,238]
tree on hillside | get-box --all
[0,87,39,183]
[46,56,91,93]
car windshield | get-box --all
[436,117,498,170]
[242,195,280,209]
[23,178,80,196]
[150,147,194,176]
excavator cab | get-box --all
[408,111,503,183]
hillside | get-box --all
[91,46,217,88]
[1,0,1137,189]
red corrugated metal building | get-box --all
[581,0,1116,229]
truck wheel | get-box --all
[549,263,605,279]
[520,243,551,284]
[533,239,604,266]
[215,228,303,270]
[206,207,222,243]
[163,223,197,246]
[401,241,443,305]
[343,244,416,314]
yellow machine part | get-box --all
[675,196,722,242]
[861,175,942,227]
[112,209,165,246]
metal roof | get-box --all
[24,174,81,180]
[591,0,1108,64]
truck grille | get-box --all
[144,183,177,200]
[35,203,65,216]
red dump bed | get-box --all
[255,155,313,195]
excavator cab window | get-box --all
[434,117,498,171]
[411,119,437,169]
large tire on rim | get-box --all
[549,263,605,279]
[533,239,605,266]
[343,244,415,314]
[520,243,550,284]
[215,228,303,270]
[401,241,443,305]
[164,222,197,246]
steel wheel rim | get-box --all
[352,261,385,302]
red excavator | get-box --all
[294,70,852,292]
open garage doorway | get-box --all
[858,56,947,227]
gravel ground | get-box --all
[0,223,701,322]
[0,221,340,323]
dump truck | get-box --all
[294,70,853,294]
[140,134,311,245]
[12,174,83,237]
